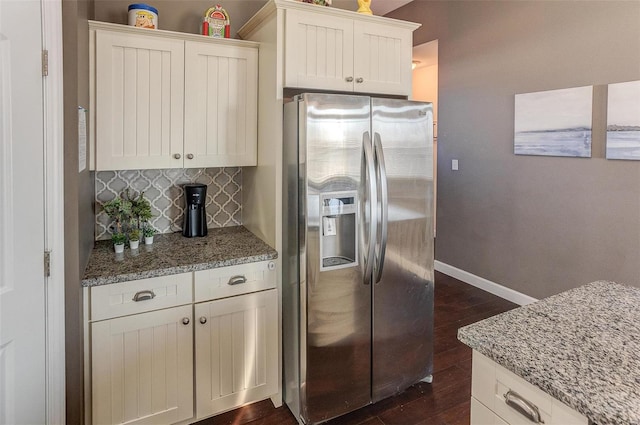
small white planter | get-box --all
[144,236,154,245]
[114,243,125,254]
[129,240,140,250]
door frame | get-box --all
[42,0,66,423]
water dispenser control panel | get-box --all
[319,191,358,271]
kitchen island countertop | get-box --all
[458,280,640,425]
[82,226,277,287]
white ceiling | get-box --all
[370,0,413,16]
[331,0,413,16]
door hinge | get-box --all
[42,50,48,77]
[44,251,51,278]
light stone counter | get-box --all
[458,280,640,425]
[82,226,277,287]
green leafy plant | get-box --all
[102,197,133,235]
[125,189,153,230]
[111,232,127,245]
[128,228,140,242]
[142,225,157,238]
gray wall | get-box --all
[388,1,640,298]
[93,0,364,36]
[63,0,94,423]
[94,0,267,36]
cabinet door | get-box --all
[95,29,184,170]
[91,305,193,425]
[184,41,258,167]
[284,9,354,92]
[195,289,278,418]
[352,20,413,96]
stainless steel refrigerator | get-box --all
[282,93,434,424]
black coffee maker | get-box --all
[182,184,208,237]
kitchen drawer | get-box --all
[90,273,193,321]
[471,397,508,425]
[472,351,587,425]
[194,260,276,302]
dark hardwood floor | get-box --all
[196,271,517,425]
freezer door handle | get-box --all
[362,131,377,285]
[373,133,388,284]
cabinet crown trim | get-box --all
[89,20,259,49]
[238,0,420,40]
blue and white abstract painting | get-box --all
[606,80,640,161]
[514,86,593,157]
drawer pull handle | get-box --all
[227,275,247,286]
[199,317,207,324]
[182,317,190,325]
[132,290,156,302]
[504,390,544,423]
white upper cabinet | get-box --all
[90,21,259,171]
[94,29,185,170]
[352,20,413,95]
[274,0,418,96]
[184,41,258,168]
[284,9,354,92]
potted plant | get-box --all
[112,232,126,253]
[142,224,157,245]
[128,228,140,250]
[126,189,153,231]
[103,197,133,252]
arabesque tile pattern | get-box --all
[95,168,241,240]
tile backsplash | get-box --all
[95,168,242,240]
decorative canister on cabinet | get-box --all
[128,3,158,29]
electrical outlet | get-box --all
[452,159,459,171]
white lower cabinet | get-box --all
[91,305,194,425]
[470,351,588,425]
[194,289,278,418]
[87,261,279,425]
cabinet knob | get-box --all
[182,317,190,325]
[199,317,207,324]
[186,153,194,160]
[355,77,364,83]
[345,76,354,82]
[174,153,181,159]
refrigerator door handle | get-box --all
[362,131,377,285]
[373,133,388,284]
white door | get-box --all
[91,306,194,425]
[284,8,354,92]
[353,20,412,96]
[95,29,185,170]
[194,289,278,419]
[0,1,46,424]
[184,40,258,168]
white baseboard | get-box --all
[434,261,538,306]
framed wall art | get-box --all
[514,86,593,158]
[606,80,640,161]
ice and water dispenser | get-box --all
[320,192,358,271]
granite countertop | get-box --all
[82,226,278,287]
[458,280,640,425]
